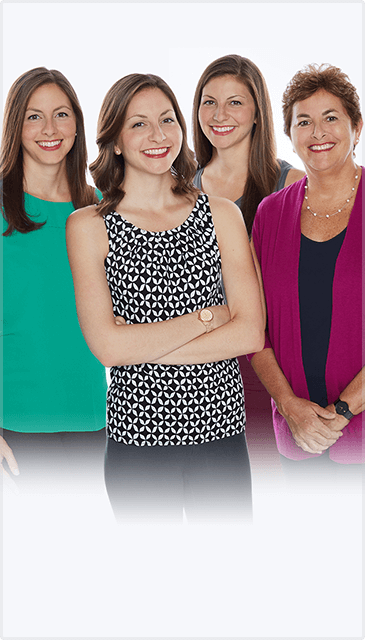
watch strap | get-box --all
[334,398,354,421]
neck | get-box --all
[121,167,178,212]
[306,159,359,196]
[208,143,251,178]
[23,158,71,202]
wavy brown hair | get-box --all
[192,54,279,235]
[90,73,197,217]
[282,63,362,137]
[1,67,98,236]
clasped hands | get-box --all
[281,396,348,455]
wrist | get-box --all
[276,393,297,419]
[197,308,214,333]
[333,398,354,421]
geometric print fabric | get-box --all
[103,194,246,446]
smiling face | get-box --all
[21,83,77,169]
[290,89,363,174]
[198,75,257,153]
[114,88,183,176]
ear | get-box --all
[354,118,363,143]
[114,146,122,156]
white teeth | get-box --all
[143,148,168,155]
[310,143,334,151]
[212,126,235,132]
[38,140,61,148]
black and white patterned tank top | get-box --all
[103,194,245,446]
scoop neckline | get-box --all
[108,194,205,235]
[24,192,73,205]
[301,227,347,244]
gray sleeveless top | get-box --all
[194,159,293,209]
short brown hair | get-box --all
[90,73,197,217]
[1,67,97,236]
[192,54,279,236]
[282,63,362,137]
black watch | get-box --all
[334,398,354,421]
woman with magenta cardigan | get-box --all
[250,64,363,469]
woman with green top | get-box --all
[1,67,107,491]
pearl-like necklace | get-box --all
[304,166,359,218]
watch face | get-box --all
[335,400,348,415]
[200,308,213,322]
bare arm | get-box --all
[150,197,265,365]
[250,348,340,455]
[66,206,230,367]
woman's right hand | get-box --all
[0,435,19,478]
[280,396,342,455]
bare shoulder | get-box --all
[66,204,107,240]
[66,204,109,258]
[207,194,243,224]
[284,168,306,187]
[67,204,100,229]
[207,195,249,248]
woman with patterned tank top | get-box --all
[66,73,264,523]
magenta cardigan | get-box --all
[251,172,363,463]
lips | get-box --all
[142,147,170,158]
[211,126,235,136]
[309,143,335,152]
[37,140,62,150]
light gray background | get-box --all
[1,2,363,639]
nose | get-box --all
[149,123,166,143]
[213,104,228,123]
[311,121,326,140]
[41,116,57,137]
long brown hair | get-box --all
[90,73,197,217]
[1,67,98,236]
[193,55,279,235]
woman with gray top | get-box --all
[192,55,304,455]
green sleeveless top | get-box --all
[1,193,107,433]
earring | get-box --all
[75,132,77,137]
[115,148,121,155]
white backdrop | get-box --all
[2,2,364,640]
[2,2,363,172]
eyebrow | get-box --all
[202,93,246,100]
[25,105,72,113]
[126,108,174,121]
[296,108,339,118]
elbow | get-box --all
[239,325,265,356]
[98,350,127,368]
[97,346,137,368]
[254,329,266,353]
[248,327,265,354]
[93,343,124,368]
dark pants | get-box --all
[104,431,252,524]
[2,428,106,493]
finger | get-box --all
[114,316,126,325]
[1,447,20,476]
[311,431,340,447]
[314,405,336,419]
